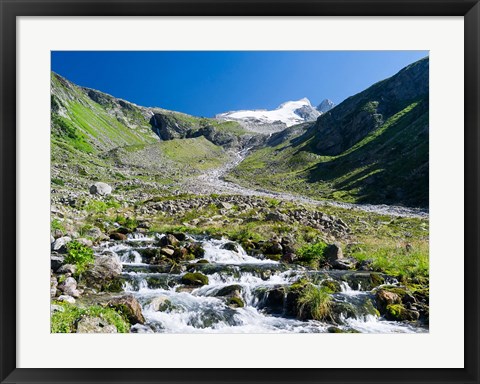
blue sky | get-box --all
[51,51,428,117]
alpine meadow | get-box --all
[50,52,429,334]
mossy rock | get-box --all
[196,259,209,264]
[181,272,209,286]
[369,273,385,287]
[288,278,309,292]
[101,277,125,293]
[216,284,242,297]
[385,303,420,321]
[320,279,341,293]
[227,297,245,308]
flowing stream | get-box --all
[95,234,428,334]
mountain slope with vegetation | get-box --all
[227,57,429,207]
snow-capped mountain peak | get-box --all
[216,98,322,133]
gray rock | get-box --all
[149,296,174,312]
[76,316,117,333]
[85,227,105,240]
[325,242,344,263]
[220,242,239,253]
[131,324,154,333]
[57,264,77,274]
[160,247,175,257]
[331,258,357,270]
[50,276,58,298]
[89,182,112,196]
[50,304,64,313]
[83,252,122,289]
[58,276,81,297]
[265,212,289,222]
[216,201,233,210]
[76,238,93,247]
[52,236,72,253]
[51,255,65,271]
[57,295,75,304]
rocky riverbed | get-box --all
[51,229,429,333]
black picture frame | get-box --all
[1,1,479,383]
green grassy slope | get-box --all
[51,72,157,154]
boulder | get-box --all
[83,251,122,290]
[76,316,117,333]
[50,276,58,298]
[172,232,187,241]
[221,242,239,252]
[85,227,108,241]
[150,296,175,312]
[227,297,245,308]
[331,258,357,270]
[58,276,81,297]
[57,264,77,274]
[57,295,75,304]
[385,304,420,321]
[107,295,145,325]
[50,304,64,313]
[375,289,402,308]
[110,232,127,241]
[216,284,242,298]
[324,243,344,263]
[181,272,209,286]
[50,255,65,271]
[51,236,72,253]
[89,182,112,196]
[186,242,205,258]
[262,287,285,314]
[131,324,155,334]
[264,241,283,255]
[265,212,289,222]
[216,202,233,210]
[281,253,297,264]
[160,247,175,257]
[158,234,180,247]
[76,238,93,247]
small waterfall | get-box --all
[201,238,276,264]
[99,234,428,334]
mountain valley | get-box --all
[50,57,430,334]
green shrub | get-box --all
[65,240,95,275]
[51,177,65,186]
[297,284,333,321]
[51,302,129,333]
[297,241,328,269]
[51,218,65,232]
[85,199,120,213]
[114,215,138,230]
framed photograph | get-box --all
[1,1,479,383]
